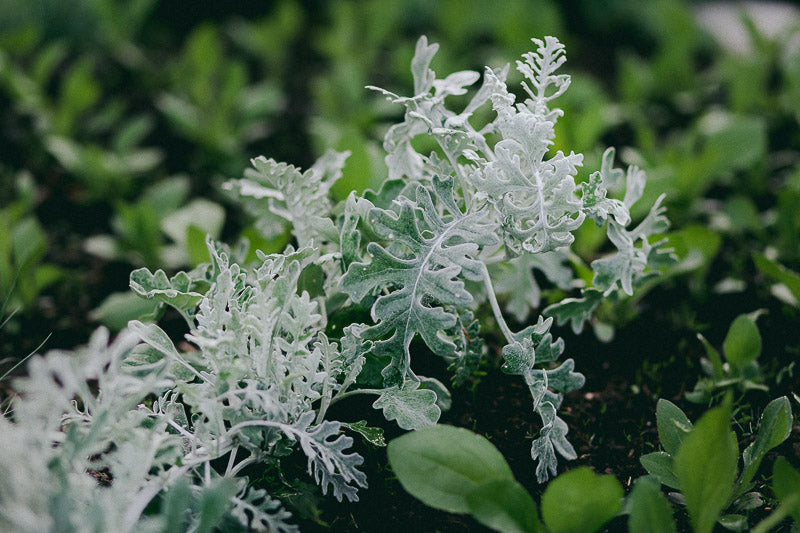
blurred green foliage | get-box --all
[0,0,798,374]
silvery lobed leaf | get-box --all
[224,150,349,248]
[372,381,441,430]
[129,267,206,313]
[339,177,498,385]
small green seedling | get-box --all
[686,313,767,403]
[641,396,793,533]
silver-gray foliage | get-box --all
[0,35,668,531]
[341,35,669,482]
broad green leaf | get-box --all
[640,452,680,490]
[665,225,721,273]
[723,315,761,370]
[627,476,676,533]
[387,425,514,514]
[140,175,190,215]
[466,479,540,533]
[773,457,800,524]
[674,405,738,533]
[540,466,623,533]
[90,291,161,331]
[738,397,792,495]
[373,381,440,430]
[656,399,693,456]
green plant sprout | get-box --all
[686,312,768,403]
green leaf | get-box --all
[186,224,210,266]
[466,479,540,533]
[128,320,181,361]
[656,399,693,456]
[162,477,192,533]
[162,198,225,249]
[373,381,440,430]
[90,291,161,331]
[11,216,47,270]
[754,253,800,305]
[717,514,747,531]
[773,457,800,524]
[702,113,766,176]
[195,479,236,533]
[341,421,386,447]
[723,315,761,370]
[540,467,623,533]
[697,333,724,380]
[640,452,680,490]
[674,405,738,533]
[738,397,792,494]
[627,476,676,533]
[387,425,514,514]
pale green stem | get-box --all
[228,456,259,478]
[329,388,384,406]
[480,264,515,344]
[0,332,51,382]
[225,445,239,477]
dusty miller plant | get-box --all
[0,36,669,531]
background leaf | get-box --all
[387,425,514,514]
[656,399,692,456]
[723,315,761,370]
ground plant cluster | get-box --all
[1,1,799,532]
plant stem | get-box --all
[481,264,515,344]
[329,388,384,405]
[0,332,51,382]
